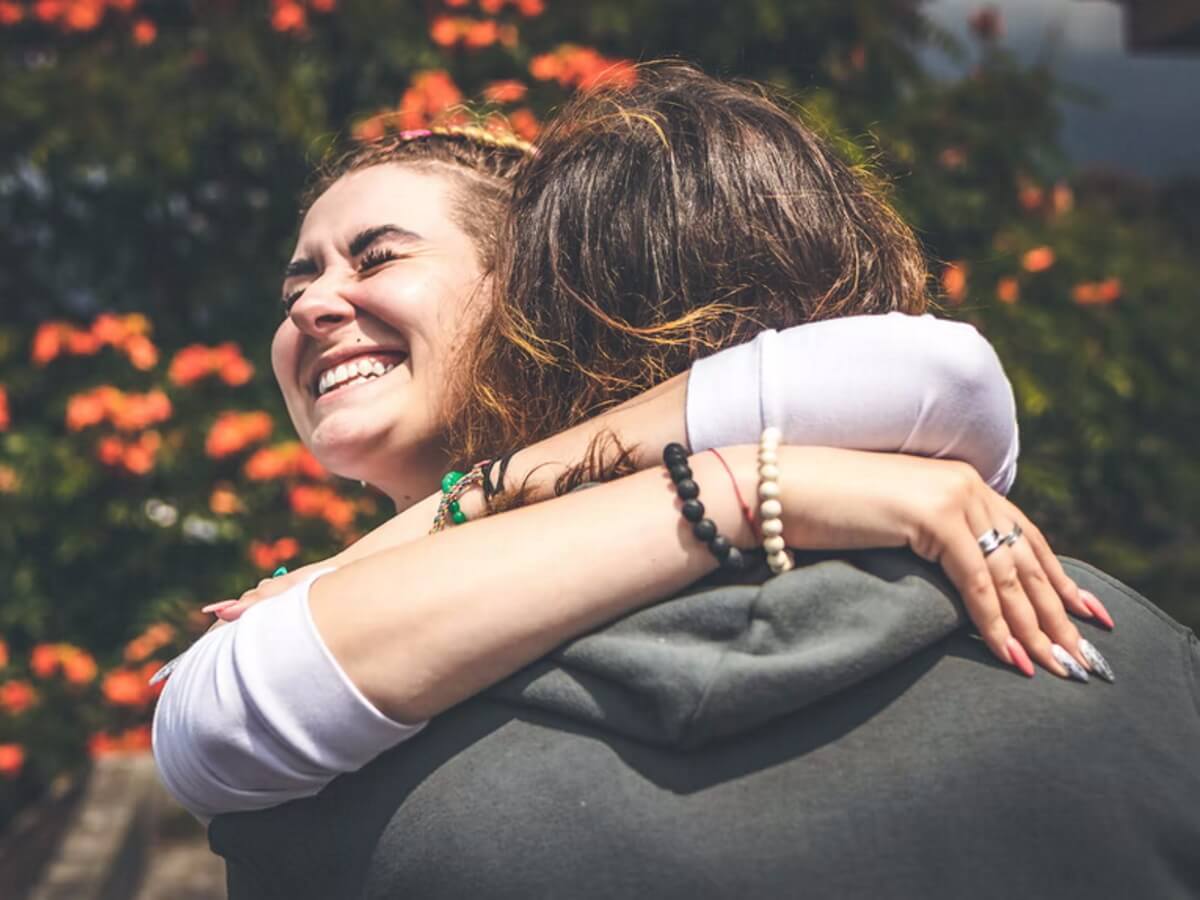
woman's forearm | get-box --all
[313,448,747,722]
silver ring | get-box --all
[1001,523,1023,547]
[977,528,1004,557]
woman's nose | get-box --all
[288,278,356,337]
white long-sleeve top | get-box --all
[153,312,1019,821]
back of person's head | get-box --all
[452,62,929,463]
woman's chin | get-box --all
[306,411,434,486]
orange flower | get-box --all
[1018,183,1044,212]
[0,637,7,667]
[0,385,8,432]
[0,2,24,25]
[132,17,156,44]
[1021,246,1055,273]
[90,313,125,345]
[0,743,24,778]
[516,0,544,15]
[0,465,18,493]
[205,411,274,458]
[1072,277,1122,307]
[464,18,499,47]
[88,725,152,758]
[59,646,98,685]
[102,667,152,706]
[249,536,300,571]
[479,0,504,11]
[170,342,253,387]
[508,107,540,140]
[289,485,355,530]
[429,15,458,46]
[483,79,527,104]
[66,391,107,431]
[96,436,125,466]
[32,323,65,365]
[0,680,38,715]
[995,277,1020,305]
[271,1,306,32]
[121,431,161,475]
[209,484,242,515]
[168,345,213,386]
[30,644,60,678]
[940,261,969,305]
[124,623,176,663]
[309,0,336,11]
[530,45,636,91]
[63,0,102,31]
[122,334,159,370]
[66,329,102,356]
[395,69,464,131]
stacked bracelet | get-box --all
[758,427,793,575]
[430,461,491,533]
[663,443,746,571]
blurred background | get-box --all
[1,0,1197,892]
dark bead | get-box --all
[722,547,746,571]
[681,499,705,522]
[662,443,688,465]
[668,463,692,483]
[675,478,700,500]
[708,534,732,559]
[692,519,717,542]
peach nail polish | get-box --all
[201,599,238,614]
[1080,590,1115,630]
[1005,637,1036,678]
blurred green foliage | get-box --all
[0,0,1197,821]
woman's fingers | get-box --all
[933,518,1022,674]
[962,499,1082,681]
[995,497,1095,623]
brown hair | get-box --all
[305,124,532,276]
[450,63,930,465]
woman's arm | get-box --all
[155,446,1088,819]
[685,312,1019,493]
[318,312,1017,568]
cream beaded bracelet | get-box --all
[758,427,794,575]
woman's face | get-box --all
[272,164,487,503]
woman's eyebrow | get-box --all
[348,224,422,257]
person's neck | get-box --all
[371,454,448,514]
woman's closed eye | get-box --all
[358,246,401,273]
[279,247,405,316]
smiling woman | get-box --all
[272,131,524,503]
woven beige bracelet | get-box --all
[758,427,794,575]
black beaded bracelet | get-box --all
[663,443,746,571]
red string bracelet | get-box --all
[706,448,760,541]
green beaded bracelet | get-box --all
[441,470,464,493]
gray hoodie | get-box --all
[212,552,1200,899]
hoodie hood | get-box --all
[489,549,969,749]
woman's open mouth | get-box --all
[313,351,407,399]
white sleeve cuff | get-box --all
[153,567,424,821]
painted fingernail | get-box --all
[1078,639,1115,683]
[1005,637,1036,678]
[200,599,238,614]
[1080,590,1115,630]
[1051,644,1089,683]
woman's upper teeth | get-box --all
[316,355,399,396]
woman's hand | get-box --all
[768,446,1111,681]
[207,560,339,623]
